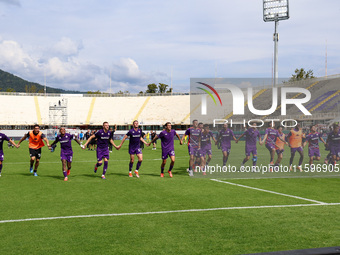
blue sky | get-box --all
[0,0,339,92]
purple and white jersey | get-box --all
[327,130,340,148]
[244,128,260,147]
[265,128,279,146]
[218,128,234,147]
[95,129,113,150]
[306,132,322,149]
[158,129,177,152]
[185,128,201,148]
[126,128,142,150]
[55,133,74,153]
[0,133,10,151]
[200,131,214,148]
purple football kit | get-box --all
[200,131,214,156]
[0,133,10,161]
[305,132,322,157]
[219,128,234,153]
[265,128,280,151]
[126,128,143,155]
[244,128,260,156]
[327,130,340,157]
[55,133,74,162]
[158,129,177,159]
[95,129,113,161]
[185,128,201,156]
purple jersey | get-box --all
[158,129,177,152]
[265,128,279,146]
[306,132,322,149]
[126,128,142,150]
[185,128,201,148]
[0,133,10,151]
[328,130,340,148]
[244,128,260,147]
[55,133,74,153]
[200,131,214,148]
[95,129,113,150]
[218,128,234,147]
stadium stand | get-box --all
[0,94,190,126]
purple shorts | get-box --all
[221,146,231,154]
[0,151,4,161]
[265,143,276,151]
[162,150,175,159]
[308,147,320,157]
[129,147,142,155]
[276,149,284,155]
[97,148,109,161]
[290,147,303,155]
[61,151,73,162]
[188,145,200,157]
[200,146,212,156]
[330,147,340,157]
[245,146,257,156]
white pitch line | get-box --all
[1,203,340,224]
[218,175,340,180]
[211,179,327,204]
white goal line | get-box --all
[1,202,339,224]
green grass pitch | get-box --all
[0,140,339,254]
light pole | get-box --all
[263,0,289,87]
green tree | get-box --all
[146,83,157,93]
[166,88,172,93]
[158,83,169,93]
[288,68,315,82]
[6,88,15,92]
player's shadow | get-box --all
[37,174,66,180]
[82,173,101,178]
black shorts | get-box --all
[29,148,42,159]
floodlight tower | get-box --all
[263,0,289,86]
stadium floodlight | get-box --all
[263,0,289,87]
[263,0,289,22]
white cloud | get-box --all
[0,38,167,92]
[0,0,20,7]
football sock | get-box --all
[168,164,173,172]
[103,161,108,176]
[136,161,142,171]
[129,162,133,172]
[0,164,2,174]
[63,171,67,177]
[161,167,164,173]
[96,162,102,167]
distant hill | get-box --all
[0,69,81,93]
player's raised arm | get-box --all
[236,133,245,143]
[286,131,292,147]
[176,133,183,145]
[74,136,82,147]
[42,134,51,148]
[148,134,158,146]
[82,134,95,149]
[260,134,268,145]
[215,131,221,146]
[9,138,19,149]
[211,132,217,144]
[109,138,119,150]
[140,136,149,146]
[17,133,28,147]
[119,134,129,149]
